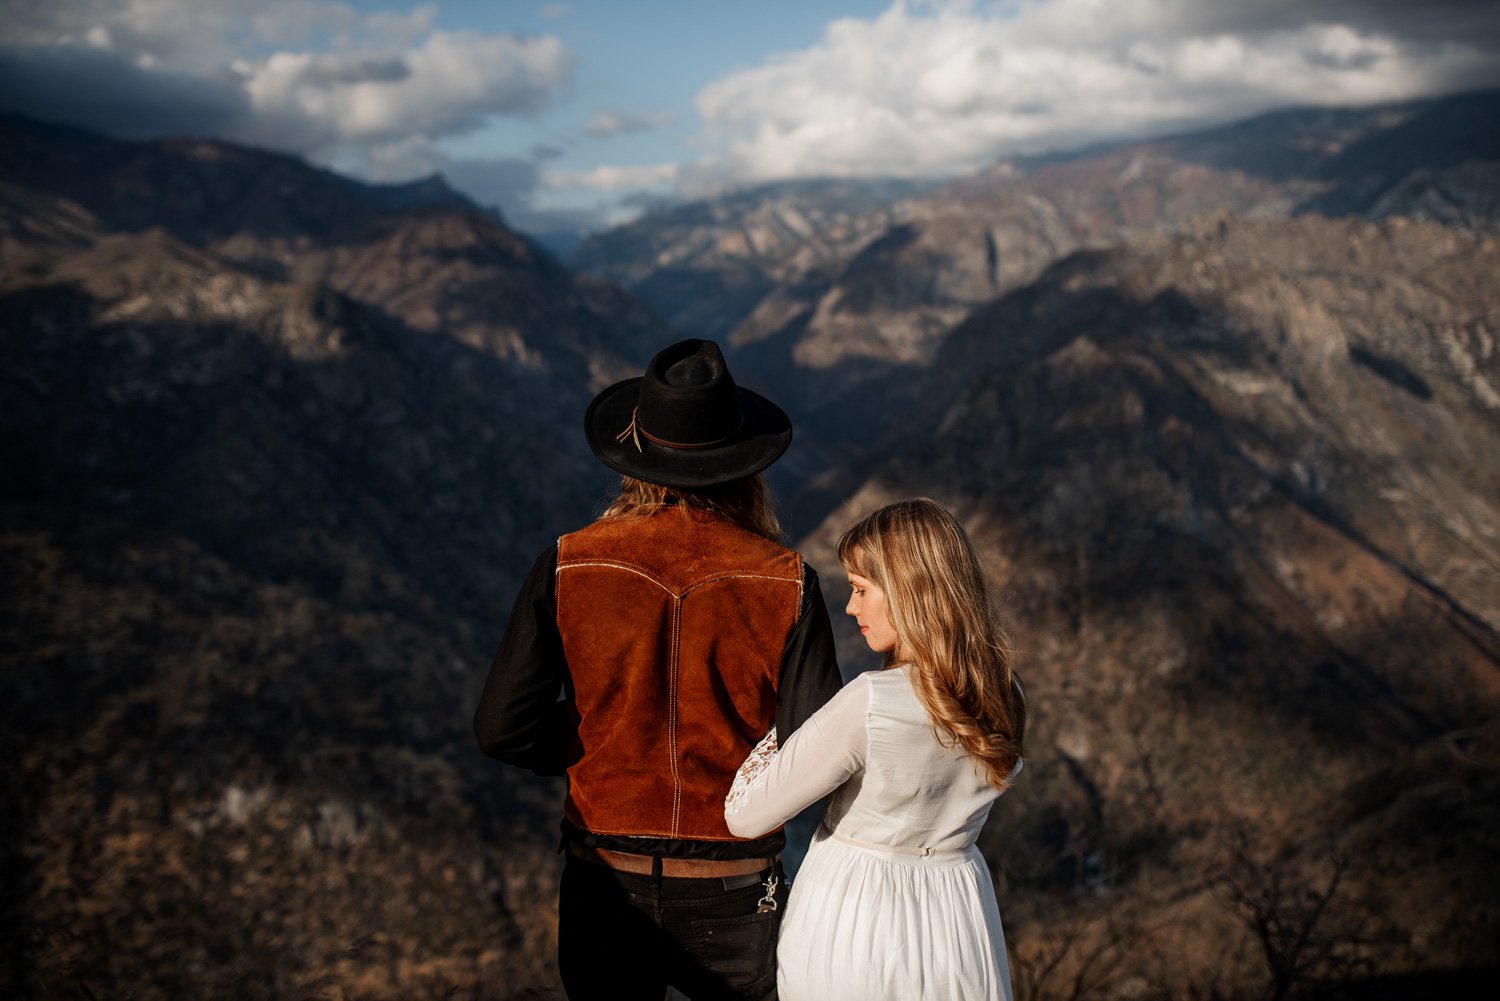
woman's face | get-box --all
[845,569,899,654]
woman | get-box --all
[725,498,1026,1001]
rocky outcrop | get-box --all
[569,177,925,342]
[6,90,1500,997]
[749,92,1500,381]
[0,120,667,1000]
[804,213,1500,991]
[1366,160,1500,234]
[570,94,1500,543]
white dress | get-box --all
[725,666,1018,1001]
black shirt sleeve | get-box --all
[774,562,844,740]
[473,544,574,776]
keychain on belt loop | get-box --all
[756,872,780,913]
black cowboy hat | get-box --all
[584,339,792,489]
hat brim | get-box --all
[585,377,792,489]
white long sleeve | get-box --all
[724,673,870,838]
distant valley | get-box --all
[573,91,1500,538]
[4,91,1499,999]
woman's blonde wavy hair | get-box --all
[601,474,782,543]
[838,498,1025,791]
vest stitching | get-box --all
[668,595,682,836]
[554,541,799,840]
[556,560,673,592]
[795,565,805,636]
[559,561,799,598]
[678,571,801,598]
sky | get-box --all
[3,0,1500,239]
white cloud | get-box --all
[0,0,574,168]
[6,0,1498,226]
[4,0,351,73]
[683,0,1500,194]
[584,108,675,139]
[238,30,573,154]
[542,163,678,191]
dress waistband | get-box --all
[826,828,969,859]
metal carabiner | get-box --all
[755,872,780,913]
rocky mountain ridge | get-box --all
[5,92,1500,999]
[570,176,927,345]
[570,88,1500,996]
[1,116,669,999]
[791,94,1498,536]
[801,210,1500,994]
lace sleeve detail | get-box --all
[724,727,778,817]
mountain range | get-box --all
[4,90,1500,999]
[0,112,667,999]
[803,210,1500,992]
[572,91,1500,537]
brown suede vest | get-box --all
[555,508,803,840]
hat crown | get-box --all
[664,356,714,388]
[638,339,742,446]
[583,337,791,489]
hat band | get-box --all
[615,407,743,453]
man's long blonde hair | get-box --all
[601,474,782,543]
[837,498,1025,790]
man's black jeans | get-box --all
[558,854,788,1000]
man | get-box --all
[474,338,842,1000]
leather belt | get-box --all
[567,842,773,878]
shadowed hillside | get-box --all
[572,91,1500,538]
[0,117,670,999]
[5,93,1500,999]
[803,212,1500,997]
